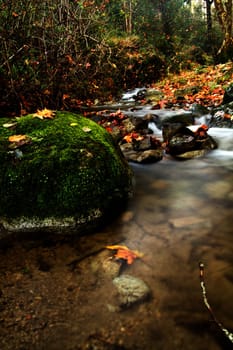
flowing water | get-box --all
[0,102,233,350]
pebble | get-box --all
[169,216,210,229]
[113,274,150,307]
[102,258,121,279]
[203,181,232,199]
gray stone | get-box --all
[113,274,150,307]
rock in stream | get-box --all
[113,274,150,307]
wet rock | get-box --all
[120,142,163,164]
[203,181,233,199]
[134,149,163,163]
[163,124,217,158]
[113,274,150,307]
[133,88,147,101]
[209,104,233,128]
[121,87,147,102]
[169,216,210,229]
[152,111,194,129]
[122,118,136,133]
[209,84,233,128]
[102,258,121,279]
[189,103,209,118]
[165,129,196,156]
[123,115,153,135]
[162,123,193,143]
[133,135,159,151]
[222,83,233,104]
[174,149,209,159]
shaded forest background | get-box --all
[0,0,232,117]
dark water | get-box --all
[99,154,233,349]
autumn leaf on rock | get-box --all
[123,133,144,143]
[224,113,233,120]
[33,108,55,120]
[106,245,143,265]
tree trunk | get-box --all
[123,0,133,34]
[205,0,214,54]
[214,0,233,57]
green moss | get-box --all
[0,111,132,220]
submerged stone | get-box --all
[113,274,150,307]
[0,111,133,235]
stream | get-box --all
[0,93,233,350]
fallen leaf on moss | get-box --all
[8,134,31,149]
[33,108,55,119]
[3,122,17,128]
[82,126,92,132]
[106,245,143,265]
[8,134,27,143]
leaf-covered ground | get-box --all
[149,62,233,108]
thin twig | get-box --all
[0,44,28,68]
[199,262,233,344]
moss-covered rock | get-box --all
[0,111,132,234]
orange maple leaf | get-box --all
[114,249,138,264]
[106,245,143,265]
[123,133,144,143]
[123,134,133,143]
[33,108,55,120]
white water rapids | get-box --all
[120,87,233,167]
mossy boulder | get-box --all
[0,111,132,235]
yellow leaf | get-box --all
[3,122,17,128]
[82,126,92,132]
[8,134,27,143]
[106,244,130,251]
[33,108,55,119]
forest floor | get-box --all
[148,61,232,108]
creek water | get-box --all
[95,149,233,350]
[0,102,233,350]
[78,100,233,349]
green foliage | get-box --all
[0,0,229,114]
